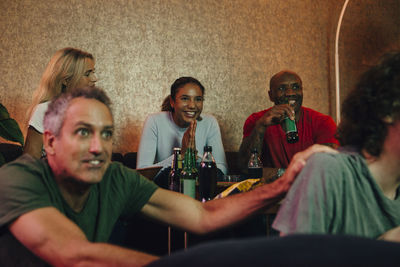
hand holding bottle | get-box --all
[255,104,295,131]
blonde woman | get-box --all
[24,47,97,158]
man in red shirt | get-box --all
[238,70,339,181]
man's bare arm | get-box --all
[143,144,336,235]
[9,207,159,267]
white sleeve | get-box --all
[137,115,159,168]
[28,102,49,133]
[137,115,173,169]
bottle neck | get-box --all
[172,150,180,171]
[202,151,215,162]
[184,148,193,170]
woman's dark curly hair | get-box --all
[161,76,205,112]
[337,52,400,156]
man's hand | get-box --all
[378,226,400,243]
[238,104,295,172]
[181,120,197,155]
[256,104,295,129]
[272,144,338,194]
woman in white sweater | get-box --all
[137,77,228,176]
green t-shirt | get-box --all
[272,148,400,239]
[0,154,158,242]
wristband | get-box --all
[277,168,285,178]
[270,168,285,182]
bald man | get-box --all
[238,70,339,182]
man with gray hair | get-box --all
[0,86,333,266]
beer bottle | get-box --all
[180,148,198,198]
[199,146,217,202]
[281,99,299,143]
[168,147,181,192]
[247,148,263,179]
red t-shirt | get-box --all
[243,107,339,168]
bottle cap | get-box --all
[204,145,212,152]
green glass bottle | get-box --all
[180,148,198,198]
[168,147,181,192]
[280,98,299,143]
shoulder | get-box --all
[197,114,222,134]
[299,149,364,183]
[301,107,337,130]
[145,112,172,125]
[302,107,334,121]
[29,102,51,130]
[101,162,158,197]
[199,114,219,124]
[244,109,270,124]
[0,154,47,179]
[0,155,53,222]
[250,109,270,119]
[142,112,173,131]
[32,102,50,116]
[103,162,156,187]
[145,111,168,121]
[103,161,140,180]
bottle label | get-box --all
[248,167,263,179]
[183,179,196,198]
[282,117,297,133]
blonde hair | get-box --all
[26,47,94,126]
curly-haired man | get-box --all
[273,52,400,240]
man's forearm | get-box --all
[261,167,284,183]
[198,177,290,234]
[199,145,335,235]
[9,208,159,267]
[60,242,159,267]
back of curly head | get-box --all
[337,52,400,157]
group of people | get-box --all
[0,46,399,266]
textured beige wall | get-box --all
[338,0,400,105]
[3,0,395,154]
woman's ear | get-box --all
[169,95,174,109]
[62,77,71,87]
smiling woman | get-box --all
[136,76,228,179]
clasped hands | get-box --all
[181,120,197,157]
